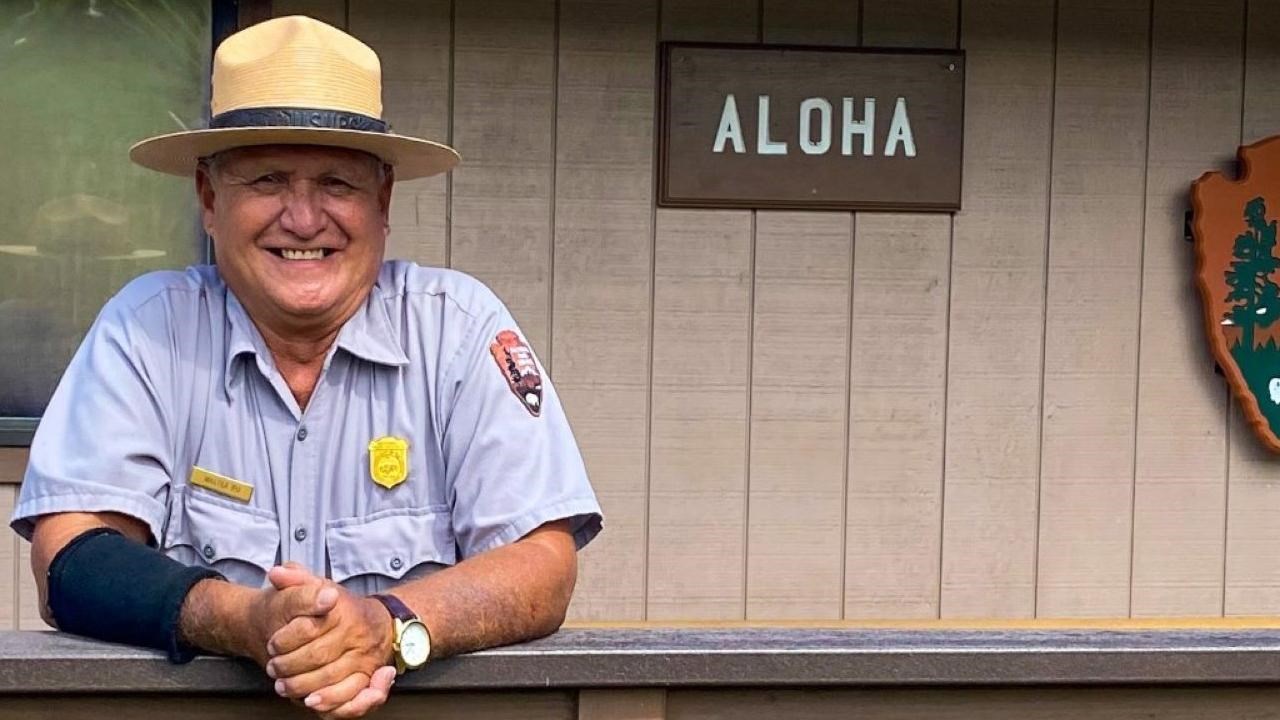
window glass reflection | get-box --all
[0,0,210,418]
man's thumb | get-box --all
[267,563,319,591]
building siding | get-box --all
[2,0,1278,626]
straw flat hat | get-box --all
[130,15,458,180]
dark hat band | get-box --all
[209,107,389,133]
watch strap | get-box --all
[370,593,417,623]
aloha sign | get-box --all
[1192,136,1280,452]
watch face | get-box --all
[399,621,431,667]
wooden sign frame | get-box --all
[657,42,966,212]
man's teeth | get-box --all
[280,249,326,260]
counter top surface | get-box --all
[3,626,1280,693]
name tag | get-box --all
[189,466,254,503]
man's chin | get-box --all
[269,291,349,320]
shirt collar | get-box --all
[223,282,410,394]
[333,287,412,368]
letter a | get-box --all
[713,94,746,153]
[885,97,917,157]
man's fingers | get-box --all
[320,669,394,720]
[266,614,333,662]
[273,651,360,699]
[276,582,341,620]
[268,627,346,680]
[301,671,368,713]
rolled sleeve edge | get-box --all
[464,497,603,558]
[11,492,168,545]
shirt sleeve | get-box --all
[11,288,175,544]
[439,291,602,559]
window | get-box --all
[0,0,213,444]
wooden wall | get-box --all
[2,0,1280,627]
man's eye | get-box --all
[321,177,354,191]
[251,174,285,187]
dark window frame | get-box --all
[0,0,238,447]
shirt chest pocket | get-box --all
[162,486,281,588]
[325,507,456,594]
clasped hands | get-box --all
[248,563,397,719]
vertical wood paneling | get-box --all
[1224,0,1280,616]
[647,0,758,621]
[746,213,851,619]
[744,4,857,621]
[760,0,858,45]
[666,688,1280,720]
[659,0,758,41]
[0,450,26,630]
[1131,0,1243,617]
[349,0,451,267]
[578,690,666,720]
[1241,2,1280,146]
[555,0,657,621]
[0,486,15,630]
[861,0,957,48]
[449,0,556,353]
[272,0,345,27]
[647,210,753,619]
[16,539,47,630]
[1034,0,1149,617]
[940,0,1055,618]
[844,0,956,619]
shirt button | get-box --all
[294,526,308,542]
[389,556,404,571]
[202,544,215,560]
[296,426,308,442]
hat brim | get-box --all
[129,127,459,181]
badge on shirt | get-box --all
[189,466,254,503]
[489,329,543,417]
[368,436,409,489]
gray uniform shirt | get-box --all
[12,262,602,595]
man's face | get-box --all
[197,145,393,331]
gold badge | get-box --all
[368,436,409,489]
[189,466,254,503]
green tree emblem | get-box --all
[1224,196,1280,350]
[1225,196,1280,436]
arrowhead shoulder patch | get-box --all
[1192,135,1280,452]
[489,329,543,417]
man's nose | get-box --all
[278,184,327,239]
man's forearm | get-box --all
[391,522,577,659]
[178,578,268,665]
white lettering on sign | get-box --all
[756,95,787,155]
[713,93,746,153]
[841,97,875,156]
[885,96,916,157]
[799,98,832,155]
[710,94,917,158]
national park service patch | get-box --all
[1192,134,1280,453]
[489,329,543,417]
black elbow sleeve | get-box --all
[46,527,225,664]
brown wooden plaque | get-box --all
[658,43,964,212]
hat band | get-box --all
[209,107,389,133]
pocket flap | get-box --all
[325,508,455,583]
[164,487,280,570]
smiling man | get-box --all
[10,16,600,720]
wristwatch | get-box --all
[370,594,431,674]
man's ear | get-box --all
[195,163,217,236]
[378,164,395,226]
